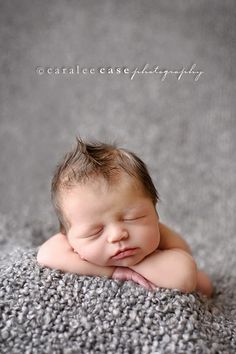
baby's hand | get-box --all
[112,267,156,290]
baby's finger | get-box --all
[131,272,153,289]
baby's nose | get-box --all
[107,226,129,243]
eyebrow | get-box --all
[123,201,149,213]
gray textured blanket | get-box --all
[0,214,236,353]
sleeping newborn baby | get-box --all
[37,138,213,297]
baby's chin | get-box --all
[108,254,145,267]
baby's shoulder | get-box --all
[37,233,72,265]
[43,232,70,247]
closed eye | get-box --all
[88,227,104,237]
[123,216,145,221]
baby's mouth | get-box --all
[111,248,138,260]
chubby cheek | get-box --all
[141,225,160,254]
[81,246,99,263]
[77,243,106,266]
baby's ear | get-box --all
[73,249,86,261]
[79,254,86,260]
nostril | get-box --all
[121,230,128,238]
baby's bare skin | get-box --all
[37,230,212,296]
[37,174,213,297]
[38,231,199,292]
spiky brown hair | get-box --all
[51,138,159,234]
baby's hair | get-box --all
[51,137,159,234]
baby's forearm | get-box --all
[130,249,197,293]
[37,233,115,278]
[60,252,115,278]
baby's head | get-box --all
[51,138,159,236]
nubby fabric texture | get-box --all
[0,216,235,354]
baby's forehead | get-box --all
[59,174,146,208]
[63,172,141,192]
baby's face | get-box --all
[62,174,160,267]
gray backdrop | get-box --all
[0,0,236,273]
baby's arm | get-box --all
[158,222,213,297]
[37,234,154,289]
[158,222,192,254]
[37,233,114,278]
[130,248,197,293]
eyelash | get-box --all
[86,216,145,237]
[123,216,144,221]
[89,228,103,237]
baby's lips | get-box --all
[111,248,138,260]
